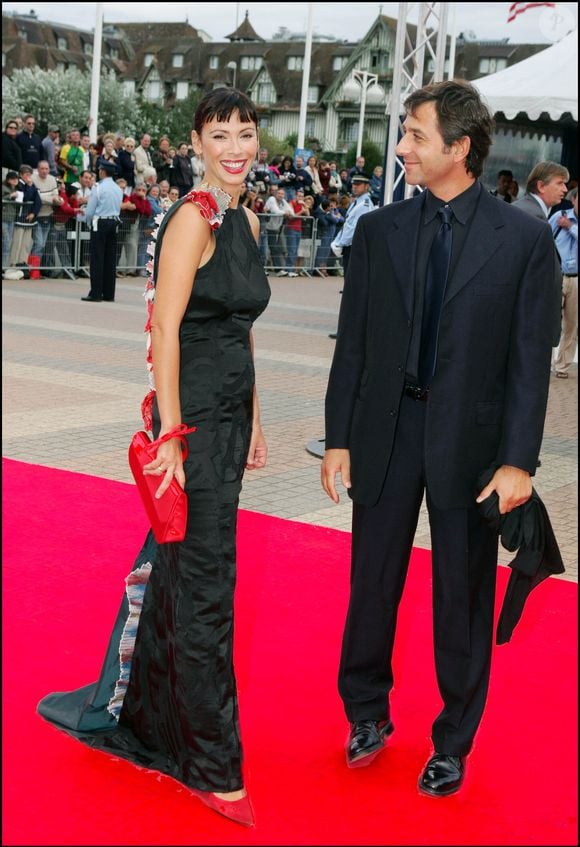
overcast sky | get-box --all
[2,1,578,44]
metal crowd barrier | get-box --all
[256,213,344,277]
[2,203,344,280]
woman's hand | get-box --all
[246,422,268,470]
[143,437,186,498]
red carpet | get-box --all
[2,458,577,846]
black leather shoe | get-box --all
[328,332,337,339]
[418,753,465,797]
[81,295,102,302]
[102,297,115,302]
[346,719,394,768]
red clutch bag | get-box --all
[128,423,197,544]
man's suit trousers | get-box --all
[338,393,499,757]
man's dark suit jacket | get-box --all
[325,186,560,510]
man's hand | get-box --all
[321,448,351,503]
[330,241,343,258]
[556,215,572,229]
[476,465,532,514]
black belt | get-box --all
[564,273,577,277]
[404,383,430,401]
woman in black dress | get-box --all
[37,89,270,827]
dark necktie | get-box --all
[419,205,453,387]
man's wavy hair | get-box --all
[193,88,258,135]
[404,81,494,179]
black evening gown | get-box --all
[37,200,271,793]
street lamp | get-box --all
[343,70,382,159]
[226,61,237,89]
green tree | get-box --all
[2,66,144,136]
[345,139,384,173]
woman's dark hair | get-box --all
[404,80,494,179]
[194,87,258,135]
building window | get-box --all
[307,85,319,104]
[333,56,347,71]
[83,42,93,55]
[209,55,219,69]
[287,56,304,71]
[176,81,189,100]
[427,58,451,74]
[479,57,506,74]
[172,54,184,68]
[110,47,119,60]
[259,116,270,129]
[57,37,68,51]
[145,80,161,101]
[123,80,136,97]
[240,55,262,71]
[341,119,359,143]
[144,53,154,67]
[257,83,275,104]
[18,29,28,41]
[2,52,6,68]
[56,62,66,73]
[305,117,315,137]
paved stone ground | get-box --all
[3,273,577,581]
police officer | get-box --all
[329,173,374,338]
[81,159,123,302]
[330,173,374,274]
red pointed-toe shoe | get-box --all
[191,790,255,827]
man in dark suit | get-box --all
[321,80,560,797]
[513,161,569,221]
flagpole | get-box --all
[88,2,103,144]
[297,2,314,149]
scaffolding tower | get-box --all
[383,2,450,205]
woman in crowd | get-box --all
[117,136,136,188]
[278,155,298,200]
[305,154,323,197]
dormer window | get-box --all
[110,47,119,60]
[84,42,93,55]
[209,55,219,69]
[240,56,262,71]
[478,57,507,74]
[172,54,184,68]
[57,36,68,51]
[144,53,154,67]
[287,56,304,71]
[18,29,28,41]
[333,56,347,71]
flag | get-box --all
[507,2,556,23]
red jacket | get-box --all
[53,189,80,224]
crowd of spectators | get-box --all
[2,114,386,278]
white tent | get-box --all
[472,30,578,121]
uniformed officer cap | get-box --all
[98,160,117,176]
[351,173,370,184]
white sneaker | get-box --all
[276,270,288,277]
[287,271,299,277]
